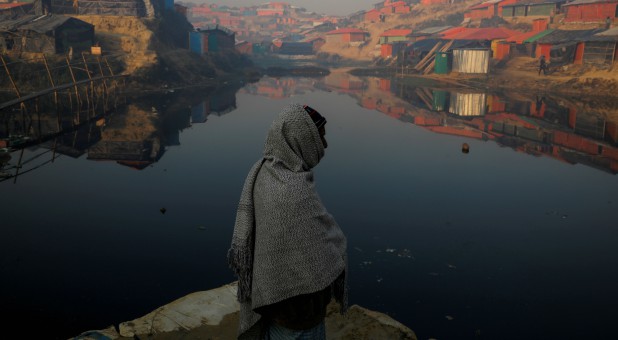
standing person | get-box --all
[538,54,548,75]
[606,16,612,30]
[228,103,348,339]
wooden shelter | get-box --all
[0,14,94,55]
[325,28,369,43]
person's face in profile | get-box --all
[319,125,328,149]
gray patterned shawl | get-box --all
[228,103,348,339]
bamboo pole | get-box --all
[42,55,58,107]
[82,52,96,116]
[1,55,21,98]
[415,42,442,71]
[66,55,81,124]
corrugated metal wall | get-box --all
[452,49,490,74]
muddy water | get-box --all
[1,75,617,340]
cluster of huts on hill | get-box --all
[0,0,182,55]
[354,0,618,74]
[186,0,617,73]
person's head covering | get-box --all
[303,105,327,129]
[228,103,348,339]
[263,103,325,171]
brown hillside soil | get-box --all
[77,16,158,74]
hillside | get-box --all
[75,11,254,91]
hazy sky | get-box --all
[203,1,379,16]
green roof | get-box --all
[523,29,555,43]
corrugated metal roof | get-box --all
[326,28,368,35]
[587,27,618,41]
[0,14,90,33]
[442,27,520,40]
[468,0,503,10]
[503,0,565,6]
[198,24,235,35]
[416,26,453,35]
[563,0,618,6]
[507,30,544,43]
[536,29,599,43]
[380,29,413,37]
[523,29,555,42]
[595,27,618,36]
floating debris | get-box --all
[385,248,396,253]
[354,247,363,252]
[376,277,383,283]
[462,143,470,154]
[160,207,167,214]
[197,226,206,230]
[397,249,413,258]
[561,214,568,219]
[447,264,457,269]
[429,272,440,276]
[446,315,454,321]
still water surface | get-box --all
[1,74,617,340]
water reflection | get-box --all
[1,74,617,340]
[244,73,618,175]
[0,84,242,180]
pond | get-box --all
[1,73,617,340]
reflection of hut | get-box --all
[87,105,162,169]
[88,140,162,169]
[448,92,487,116]
[0,15,94,55]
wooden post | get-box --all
[66,55,81,124]
[1,55,21,98]
[42,55,59,106]
[82,52,96,116]
[13,148,24,184]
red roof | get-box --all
[327,28,368,35]
[441,27,520,40]
[468,2,494,10]
[380,29,413,37]
[506,30,542,44]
